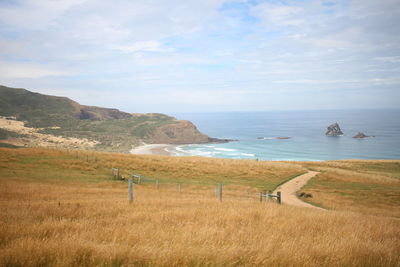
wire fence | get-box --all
[112,168,282,204]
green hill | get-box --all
[0,85,214,152]
[0,85,132,128]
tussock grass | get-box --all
[0,148,399,266]
[1,178,399,266]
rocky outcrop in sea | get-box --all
[326,122,343,136]
[353,132,374,139]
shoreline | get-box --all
[129,138,237,157]
[130,144,178,156]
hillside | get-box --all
[0,147,399,266]
[0,85,220,152]
[0,85,132,127]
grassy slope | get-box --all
[0,148,399,266]
[0,85,79,128]
[0,128,28,140]
[0,147,305,189]
[41,113,179,151]
[300,160,400,217]
[0,86,184,151]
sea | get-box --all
[169,109,400,161]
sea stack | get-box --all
[353,132,371,139]
[326,122,343,136]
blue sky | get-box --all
[0,0,399,113]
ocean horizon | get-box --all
[170,109,400,161]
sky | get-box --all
[0,0,399,113]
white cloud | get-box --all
[0,0,399,112]
[0,62,70,79]
[111,41,167,53]
[305,27,365,49]
[130,53,212,67]
[271,79,362,85]
[250,3,304,27]
[66,15,131,44]
[0,0,87,30]
[374,56,400,63]
[0,37,25,55]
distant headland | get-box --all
[0,85,231,152]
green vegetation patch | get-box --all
[0,143,20,148]
[300,162,400,217]
[0,128,28,140]
[38,114,179,152]
[0,150,111,184]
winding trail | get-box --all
[273,171,324,210]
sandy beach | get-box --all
[130,144,176,156]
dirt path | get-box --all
[273,171,324,210]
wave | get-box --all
[189,151,224,157]
[257,137,291,140]
[175,146,186,152]
[214,147,237,152]
[241,153,255,157]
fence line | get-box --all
[111,168,119,179]
[259,191,281,204]
[122,171,282,204]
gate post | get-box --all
[128,179,134,202]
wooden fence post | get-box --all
[266,192,269,201]
[218,184,223,202]
[178,184,182,193]
[277,191,281,204]
[259,192,263,202]
[111,168,119,179]
[128,179,134,202]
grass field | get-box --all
[300,160,400,217]
[0,148,399,266]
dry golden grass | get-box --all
[1,148,399,266]
[301,160,400,217]
[0,147,306,190]
[0,178,399,266]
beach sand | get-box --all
[130,144,176,156]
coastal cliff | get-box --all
[150,120,209,144]
[0,85,223,152]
